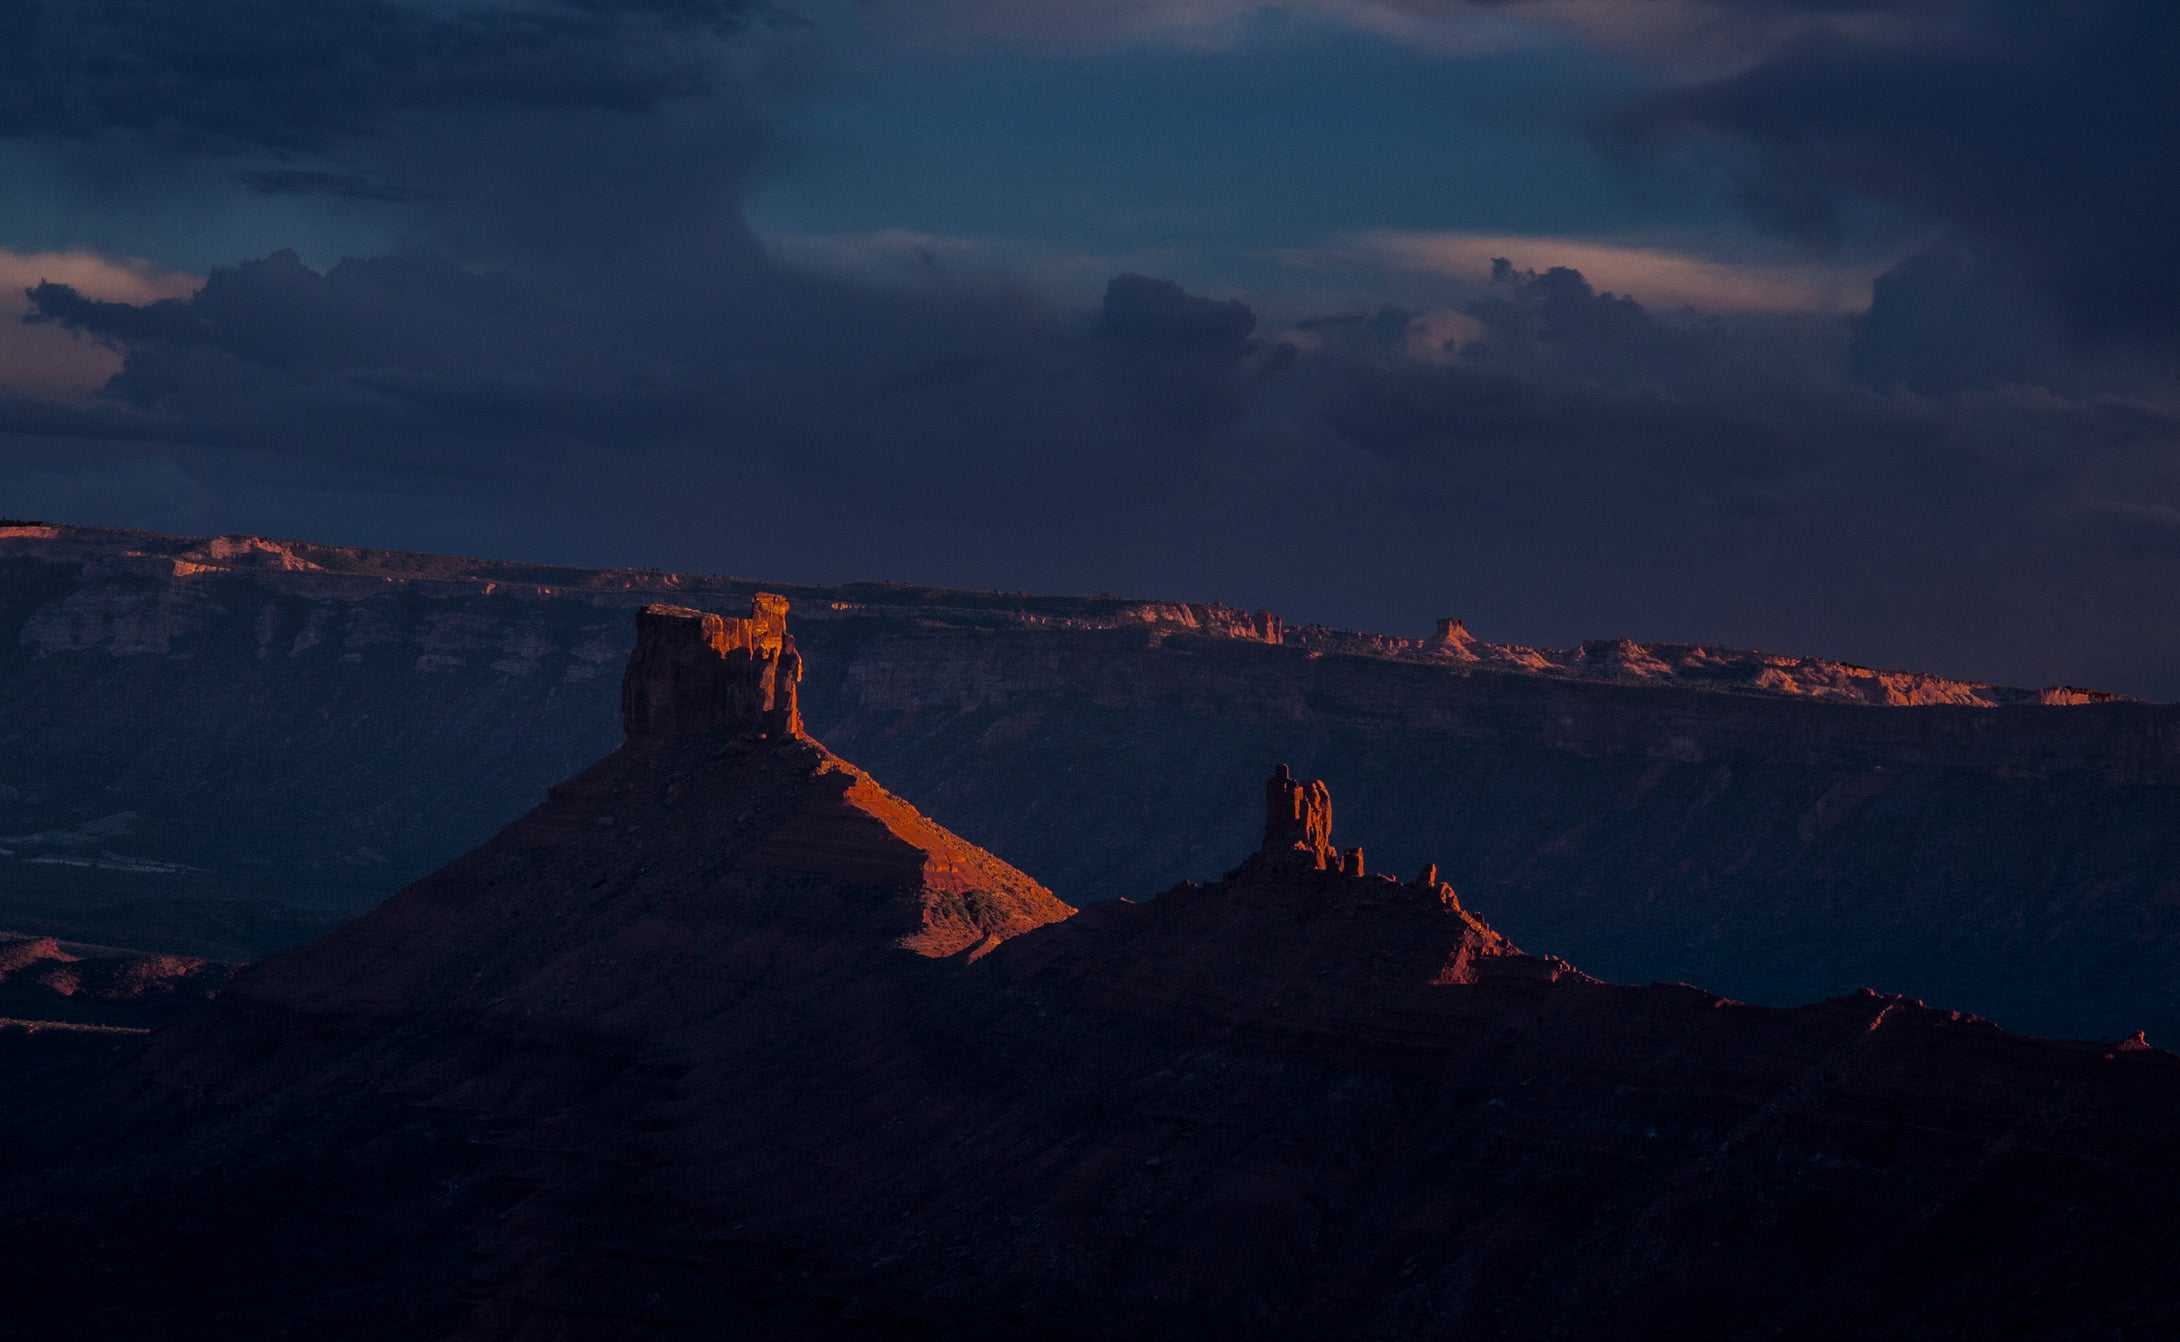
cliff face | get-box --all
[5,523,2180,1040]
[180,597,1069,1057]
[7,708,2180,1340]
[621,598,803,740]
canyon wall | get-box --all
[4,524,2180,1039]
[9,715,2180,1338]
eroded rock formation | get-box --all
[9,521,2180,1044]
[1261,762,1333,865]
[207,607,1073,1043]
[12,734,2180,1338]
[620,596,802,740]
[0,934,233,1031]
[1249,766,1465,911]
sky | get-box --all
[2,0,2178,693]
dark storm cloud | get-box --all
[1317,363,1778,470]
[1098,274,1255,350]
[1271,252,2180,692]
[26,250,564,413]
[23,280,210,348]
[2077,500,2180,562]
[235,169,435,204]
[1304,280,1836,516]
[6,0,2180,699]
[1458,260,1716,387]
[0,0,782,299]
[0,393,213,444]
[13,237,2180,693]
[14,238,1072,477]
[1094,274,1267,433]
[1627,0,2180,383]
[1295,307,1418,351]
[1847,243,2051,395]
[26,254,1267,460]
[0,0,760,154]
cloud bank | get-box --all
[4,0,2180,699]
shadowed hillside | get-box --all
[5,523,2180,1039]
[4,601,2180,1339]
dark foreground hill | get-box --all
[6,523,2180,1040]
[4,600,2180,1340]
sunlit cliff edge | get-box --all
[0,522,2116,708]
[5,599,2180,1340]
[9,520,2180,1044]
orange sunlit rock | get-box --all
[621,596,804,740]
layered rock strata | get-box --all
[5,627,2180,1337]
[621,597,803,740]
[9,521,2180,1042]
[0,521,2120,707]
[1261,762,1333,864]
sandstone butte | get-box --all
[11,521,2180,1046]
[4,596,2180,1339]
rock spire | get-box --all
[1263,763,1334,868]
[1254,764,1462,907]
[621,596,803,740]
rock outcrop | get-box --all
[1429,615,1477,655]
[0,933,233,1031]
[13,748,2180,1338]
[620,597,802,740]
[1249,764,1463,906]
[1260,762,1333,865]
[2,521,2128,707]
[11,521,2180,1042]
[188,607,1070,1057]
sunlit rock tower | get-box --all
[620,595,803,740]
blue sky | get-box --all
[751,11,1662,269]
[739,4,1901,318]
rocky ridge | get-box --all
[622,598,804,740]
[4,607,2180,1337]
[8,522,2180,1043]
[0,932,234,1032]
[182,594,1070,1053]
[0,522,2112,706]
